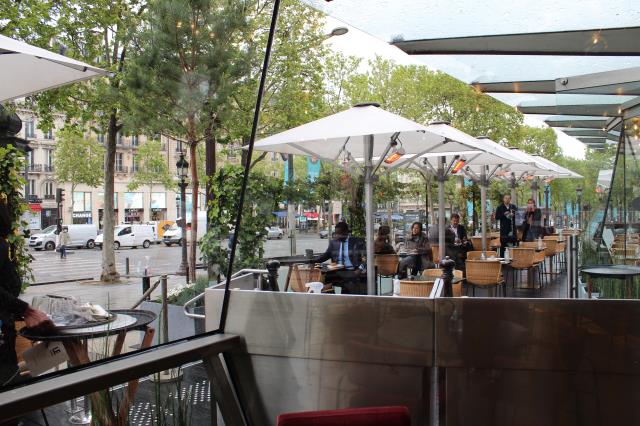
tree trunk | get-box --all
[189,142,198,282]
[101,112,120,282]
[204,119,216,278]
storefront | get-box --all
[40,207,59,229]
[22,203,42,232]
[72,191,92,224]
[303,211,319,231]
[151,192,167,221]
[97,192,118,229]
[124,192,144,223]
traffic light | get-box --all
[56,188,65,204]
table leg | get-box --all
[587,275,592,299]
[117,327,156,421]
[284,265,293,292]
[63,340,117,426]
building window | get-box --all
[227,147,237,160]
[45,149,54,172]
[29,179,36,195]
[97,132,105,144]
[44,128,53,139]
[116,152,123,171]
[25,120,35,138]
[117,132,123,145]
[132,154,138,172]
[131,135,139,147]
[27,150,34,166]
[44,182,54,197]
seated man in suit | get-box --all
[448,213,472,269]
[315,221,367,294]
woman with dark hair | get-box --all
[0,199,50,389]
[522,198,542,242]
[398,222,433,278]
[374,225,395,255]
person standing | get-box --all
[315,222,367,294]
[0,199,51,390]
[522,198,542,241]
[495,194,518,257]
[58,227,71,259]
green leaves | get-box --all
[54,125,105,192]
[127,138,174,192]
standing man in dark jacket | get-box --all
[315,221,367,294]
[495,194,518,257]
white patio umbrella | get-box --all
[382,131,528,255]
[253,104,503,294]
[0,34,109,102]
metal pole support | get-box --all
[568,234,579,298]
[125,257,130,276]
[266,260,280,292]
[161,275,169,344]
[142,275,151,301]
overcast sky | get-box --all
[309,0,640,159]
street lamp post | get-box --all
[176,152,189,276]
[576,185,583,229]
[544,183,550,227]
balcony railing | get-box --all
[44,194,56,200]
[28,164,42,172]
[44,165,55,173]
[115,165,129,173]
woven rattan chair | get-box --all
[286,264,324,293]
[466,250,498,260]
[422,268,464,296]
[465,260,504,297]
[399,279,435,297]
[509,247,537,289]
[431,246,440,264]
[520,241,547,286]
[543,237,558,275]
[375,254,400,295]
[555,241,566,271]
[470,237,483,251]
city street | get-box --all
[29,233,328,283]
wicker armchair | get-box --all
[466,250,498,260]
[287,264,325,293]
[470,236,483,251]
[509,247,537,289]
[375,254,400,295]
[421,268,464,296]
[431,246,440,263]
[399,279,435,297]
[465,260,504,297]
[543,237,558,274]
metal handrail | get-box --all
[183,268,268,319]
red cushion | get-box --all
[277,406,410,426]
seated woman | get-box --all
[374,225,396,255]
[398,222,433,278]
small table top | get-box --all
[20,309,156,342]
[581,264,640,279]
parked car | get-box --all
[265,226,283,239]
[29,224,98,251]
[163,211,207,246]
[319,229,329,239]
[96,224,156,249]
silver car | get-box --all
[265,226,284,239]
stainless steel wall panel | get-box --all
[445,368,640,426]
[206,290,434,366]
[436,298,640,375]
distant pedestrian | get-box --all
[58,227,71,259]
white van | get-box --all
[163,211,207,246]
[95,224,156,249]
[29,224,98,251]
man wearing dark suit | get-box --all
[495,194,518,257]
[448,213,472,269]
[315,221,367,294]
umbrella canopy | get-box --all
[0,34,109,102]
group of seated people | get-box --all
[314,216,474,295]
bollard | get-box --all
[142,275,151,301]
[160,275,169,344]
[125,257,130,276]
[186,266,190,284]
[439,256,456,297]
[266,260,281,292]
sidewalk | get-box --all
[22,274,191,310]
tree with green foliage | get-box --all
[513,126,560,159]
[54,126,104,196]
[126,0,251,281]
[127,138,175,218]
[8,0,147,283]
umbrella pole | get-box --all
[364,134,376,295]
[438,157,446,263]
[480,166,488,254]
[531,178,539,206]
[510,174,517,206]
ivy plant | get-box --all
[0,144,33,290]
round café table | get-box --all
[21,309,156,424]
[581,265,640,299]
